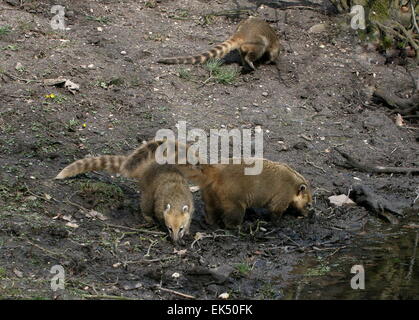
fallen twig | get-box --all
[82,294,137,300]
[405,231,419,282]
[155,285,196,299]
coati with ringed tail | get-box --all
[122,139,313,229]
[158,16,280,70]
[55,145,194,244]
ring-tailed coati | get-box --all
[55,149,194,244]
[158,16,280,70]
[122,139,313,229]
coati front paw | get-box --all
[142,214,155,226]
[270,214,282,227]
[204,212,218,226]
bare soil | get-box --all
[0,0,418,300]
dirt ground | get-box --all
[0,0,418,300]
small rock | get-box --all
[121,281,142,291]
[293,142,308,150]
[120,50,127,55]
[219,292,229,299]
[308,23,326,33]
[209,265,234,284]
[15,62,23,71]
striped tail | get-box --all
[157,37,241,65]
[55,155,126,180]
[121,139,205,180]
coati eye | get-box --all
[168,227,173,233]
[299,184,307,192]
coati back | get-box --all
[123,139,313,229]
[158,16,280,70]
[55,147,194,244]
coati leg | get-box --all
[240,43,266,70]
[269,202,289,226]
[140,192,155,225]
[202,188,222,226]
[266,47,280,64]
[220,201,246,229]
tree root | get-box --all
[334,148,419,175]
[373,88,419,115]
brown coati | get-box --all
[122,139,312,229]
[158,16,280,70]
[55,148,194,244]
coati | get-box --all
[123,139,313,229]
[55,148,194,244]
[158,16,280,70]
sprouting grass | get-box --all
[2,44,18,51]
[204,59,238,84]
[178,68,192,80]
[86,15,111,24]
[144,0,157,8]
[234,262,252,276]
[66,118,80,132]
[0,25,11,36]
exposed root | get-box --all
[334,148,419,175]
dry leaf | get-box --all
[13,268,23,278]
[395,113,404,127]
[173,248,187,256]
[194,232,206,241]
[86,210,108,221]
[65,222,79,228]
[61,215,73,222]
[328,195,356,207]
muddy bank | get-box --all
[0,0,418,299]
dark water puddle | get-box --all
[284,214,419,299]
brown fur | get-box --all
[55,148,194,243]
[158,16,280,70]
[123,140,313,229]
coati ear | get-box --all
[182,205,189,213]
[164,204,171,215]
[298,184,307,195]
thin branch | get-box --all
[410,0,419,34]
[155,285,196,299]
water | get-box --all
[285,215,419,300]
